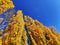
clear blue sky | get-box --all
[12,0,60,33]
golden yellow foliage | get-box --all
[24,16,60,45]
[0,0,60,45]
[0,10,28,45]
[0,0,14,14]
[0,10,60,45]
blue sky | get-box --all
[12,0,60,33]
